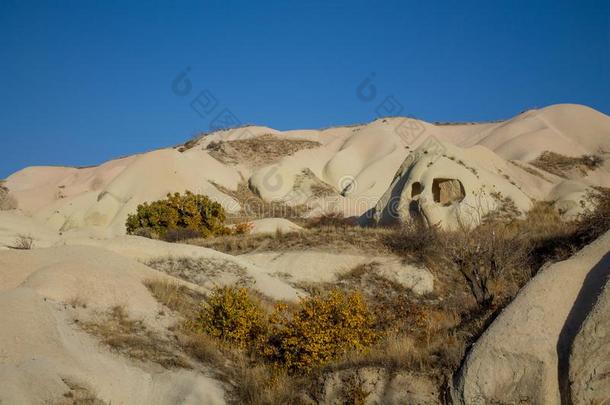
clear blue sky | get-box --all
[1,0,609,178]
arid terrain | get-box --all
[1,103,610,404]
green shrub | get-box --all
[263,290,378,373]
[190,286,266,349]
[125,191,229,239]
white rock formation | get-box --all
[569,275,610,404]
[4,104,609,236]
[0,246,227,405]
[453,230,610,404]
[365,139,532,229]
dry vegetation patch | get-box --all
[211,181,309,223]
[79,305,190,369]
[57,377,108,405]
[6,234,34,250]
[206,134,321,167]
[530,151,603,178]
[145,280,203,317]
[188,226,394,255]
[145,257,253,288]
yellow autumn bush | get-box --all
[191,287,377,373]
[190,286,266,349]
[263,290,378,372]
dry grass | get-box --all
[144,279,203,317]
[206,134,320,167]
[80,305,190,369]
[56,377,108,405]
[305,212,358,228]
[211,181,309,223]
[228,359,306,405]
[7,234,34,250]
[530,151,603,178]
[188,226,394,255]
[575,187,610,244]
[145,257,252,288]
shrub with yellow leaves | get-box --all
[263,290,378,373]
[190,286,266,349]
[233,221,254,235]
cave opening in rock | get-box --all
[432,178,465,206]
[411,182,423,198]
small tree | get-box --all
[438,224,529,306]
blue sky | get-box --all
[1,0,609,178]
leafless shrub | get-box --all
[576,187,610,244]
[483,192,521,224]
[438,225,530,306]
[9,234,34,250]
[189,226,393,256]
[381,220,438,265]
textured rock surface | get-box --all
[432,178,465,205]
[569,277,610,405]
[366,140,532,230]
[453,231,610,405]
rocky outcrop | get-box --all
[365,139,532,230]
[569,277,610,404]
[453,231,610,404]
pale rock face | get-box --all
[0,259,227,405]
[5,104,609,237]
[569,276,610,405]
[453,231,610,405]
[366,140,532,229]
